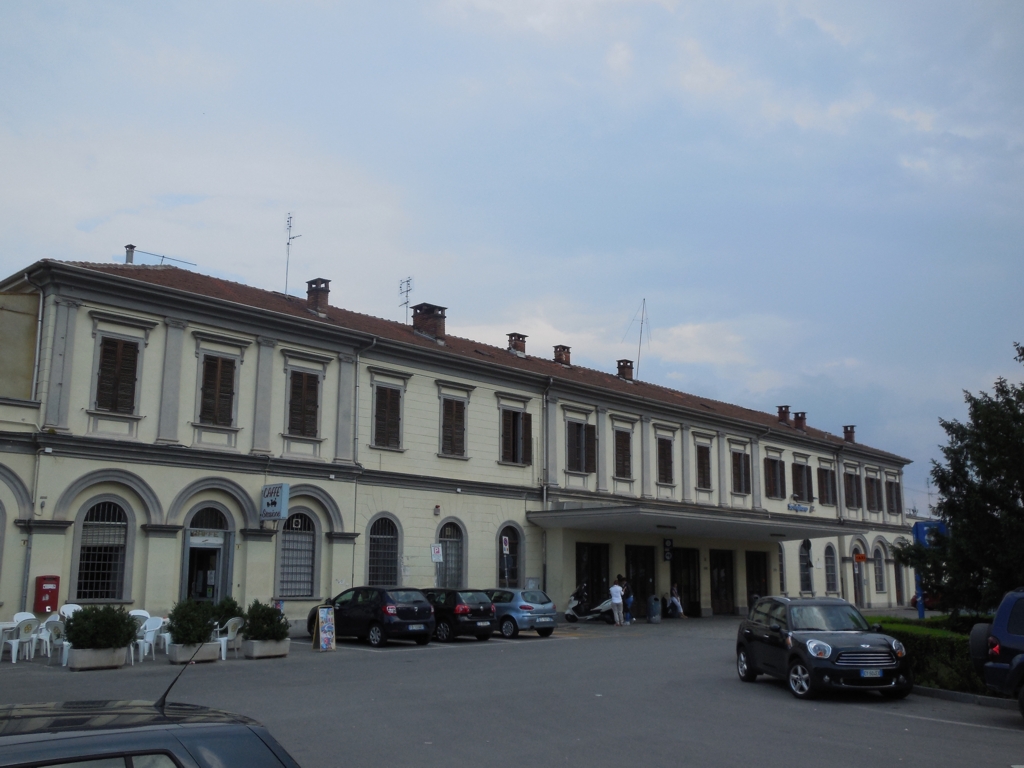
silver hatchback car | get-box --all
[486,589,558,638]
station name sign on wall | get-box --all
[260,483,290,522]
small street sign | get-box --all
[260,483,290,521]
[431,544,443,563]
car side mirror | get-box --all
[770,623,781,632]
[871,623,882,633]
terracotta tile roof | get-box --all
[51,260,907,463]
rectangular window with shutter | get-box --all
[885,480,903,515]
[613,429,631,479]
[817,468,837,506]
[373,386,402,448]
[95,337,139,414]
[844,473,862,509]
[792,464,813,502]
[500,408,532,464]
[566,421,596,473]
[696,445,712,490]
[657,438,673,484]
[288,371,319,437]
[865,477,884,512]
[732,450,751,494]
[440,397,466,457]
[764,457,786,499]
[199,356,236,426]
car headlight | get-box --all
[806,639,832,659]
[892,639,906,658]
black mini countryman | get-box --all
[736,596,913,700]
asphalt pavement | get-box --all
[2,617,1022,767]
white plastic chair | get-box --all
[135,616,164,662]
[215,617,245,660]
[129,609,150,619]
[33,615,62,658]
[4,619,39,663]
[12,612,35,624]
[156,618,171,654]
[59,604,81,619]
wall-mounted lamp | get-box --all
[434,505,441,516]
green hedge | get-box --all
[878,622,987,695]
[64,605,138,650]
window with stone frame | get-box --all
[278,512,316,598]
[844,472,863,509]
[566,421,596,473]
[500,408,532,464]
[199,355,236,427]
[657,438,673,484]
[614,429,632,478]
[76,501,128,600]
[696,445,713,490]
[95,337,139,414]
[885,480,903,515]
[440,397,466,457]
[764,457,786,499]
[824,545,838,593]
[817,468,837,506]
[799,540,813,594]
[373,385,402,448]
[792,464,813,503]
[731,449,751,494]
[873,547,886,592]
[865,477,884,512]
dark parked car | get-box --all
[970,587,1024,720]
[422,588,496,641]
[736,596,913,700]
[0,700,301,767]
[306,586,435,647]
[485,588,557,638]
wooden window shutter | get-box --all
[374,386,389,446]
[584,424,597,474]
[96,338,119,411]
[385,387,400,447]
[732,452,742,493]
[451,400,465,456]
[199,357,219,423]
[521,412,532,464]
[697,446,711,489]
[779,460,786,499]
[441,398,454,455]
[567,423,580,471]
[217,358,235,426]
[501,409,514,462]
[657,438,672,484]
[288,371,305,434]
[303,374,319,437]
[615,431,631,478]
[114,341,139,414]
[764,458,775,498]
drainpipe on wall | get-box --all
[542,377,553,510]
[349,336,376,590]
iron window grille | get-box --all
[731,450,751,494]
[436,522,463,589]
[874,548,886,593]
[824,545,838,593]
[799,540,813,594]
[279,513,316,598]
[657,438,673,484]
[77,501,128,600]
[696,445,713,490]
[498,526,520,588]
[368,517,399,587]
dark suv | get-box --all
[736,596,913,700]
[422,588,496,642]
[970,587,1024,720]
[306,586,435,647]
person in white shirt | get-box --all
[609,578,624,626]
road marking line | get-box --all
[853,707,1023,734]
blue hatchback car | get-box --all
[485,589,557,638]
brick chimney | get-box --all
[777,405,791,425]
[125,244,135,264]
[794,411,807,431]
[554,345,571,365]
[306,278,330,313]
[617,359,634,380]
[411,303,446,339]
[843,425,856,443]
[507,333,527,354]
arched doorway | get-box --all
[436,521,464,589]
[184,507,231,603]
[851,545,865,608]
[368,517,399,587]
[498,526,520,588]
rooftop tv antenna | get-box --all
[284,213,302,296]
[399,277,413,322]
[622,299,652,380]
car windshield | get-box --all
[458,591,492,604]
[789,605,870,631]
[522,591,551,604]
[387,590,426,604]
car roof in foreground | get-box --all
[772,596,852,607]
[0,700,258,738]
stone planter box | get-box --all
[168,642,220,665]
[67,646,129,671]
[242,638,291,659]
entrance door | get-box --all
[709,550,735,615]
[187,548,219,602]
[745,551,768,609]
[852,548,865,608]
[671,548,701,617]
[625,545,656,618]
[575,543,609,608]
[183,508,230,603]
[894,564,905,606]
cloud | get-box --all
[890,107,936,133]
[606,41,633,75]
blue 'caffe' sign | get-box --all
[260,483,290,521]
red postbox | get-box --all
[34,575,60,614]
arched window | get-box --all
[778,543,786,594]
[873,547,886,593]
[368,517,399,587]
[799,540,813,594]
[279,512,316,597]
[436,521,464,589]
[824,545,838,593]
[498,526,520,588]
[190,507,227,530]
[77,501,128,600]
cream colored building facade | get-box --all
[0,258,913,623]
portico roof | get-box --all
[526,504,902,543]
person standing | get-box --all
[669,583,684,618]
[619,574,634,625]
[609,577,624,626]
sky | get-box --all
[1,1,1022,513]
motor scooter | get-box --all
[564,583,615,624]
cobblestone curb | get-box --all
[912,684,1017,710]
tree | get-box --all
[895,343,1024,613]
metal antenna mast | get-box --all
[636,298,646,380]
[285,213,302,295]
[399,277,413,322]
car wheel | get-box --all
[436,620,453,642]
[367,623,387,648]
[787,659,817,699]
[969,622,992,675]
[415,636,430,646]
[476,633,491,641]
[537,628,554,638]
[565,613,578,623]
[736,648,758,682]
[501,618,519,639]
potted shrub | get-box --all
[241,600,291,659]
[64,605,137,671]
[166,599,219,664]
